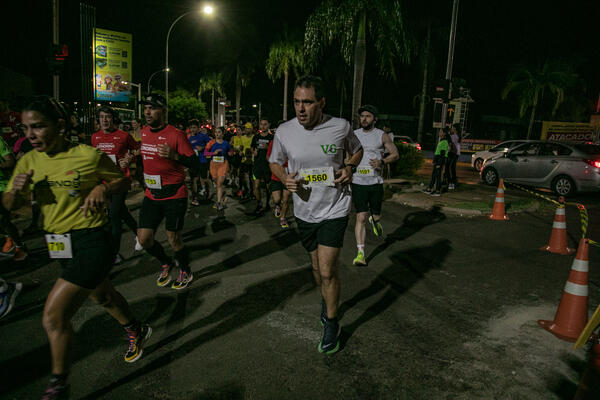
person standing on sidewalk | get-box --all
[423,129,449,196]
[351,105,399,266]
[445,124,461,190]
[138,94,200,290]
[269,75,363,354]
[91,106,139,264]
[3,96,151,399]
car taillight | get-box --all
[416,144,422,151]
[403,141,407,144]
[584,159,600,168]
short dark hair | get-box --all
[295,75,325,100]
[188,119,200,127]
[97,105,115,119]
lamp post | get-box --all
[147,68,169,94]
[165,4,214,123]
[123,81,142,118]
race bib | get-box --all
[357,166,375,176]
[213,156,225,163]
[144,173,162,189]
[108,154,117,164]
[299,167,335,187]
[45,234,73,259]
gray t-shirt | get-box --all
[269,115,362,223]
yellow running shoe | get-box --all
[353,251,366,266]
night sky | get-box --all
[2,0,598,127]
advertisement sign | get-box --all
[540,121,599,143]
[460,138,502,153]
[93,28,132,102]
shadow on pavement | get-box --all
[366,206,446,264]
[0,280,220,395]
[340,238,452,348]
[80,267,313,399]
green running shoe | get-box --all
[369,215,383,237]
[353,251,366,266]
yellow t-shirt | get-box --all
[240,135,254,164]
[7,144,123,234]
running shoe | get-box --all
[448,184,455,190]
[114,253,123,265]
[41,377,68,400]
[171,269,193,290]
[156,264,173,287]
[431,191,441,197]
[280,217,289,228]
[213,202,219,209]
[2,237,15,253]
[13,246,28,262]
[368,215,383,237]
[124,323,152,363]
[320,299,327,326]
[0,282,22,320]
[353,251,367,266]
[422,187,432,194]
[236,189,243,198]
[191,197,199,206]
[134,237,144,251]
[199,188,206,197]
[274,205,281,218]
[318,318,341,354]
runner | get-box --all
[187,119,211,205]
[250,118,273,214]
[205,126,234,211]
[266,139,290,228]
[91,106,139,264]
[269,75,363,354]
[239,122,254,199]
[351,105,399,266]
[138,94,199,290]
[230,126,244,197]
[3,96,150,398]
[0,135,27,261]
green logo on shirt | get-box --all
[320,144,337,154]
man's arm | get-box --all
[369,133,399,170]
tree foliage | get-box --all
[304,0,413,80]
[265,40,305,82]
[198,73,225,98]
[167,88,208,123]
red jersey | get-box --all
[91,129,139,176]
[140,124,195,200]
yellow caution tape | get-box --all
[574,304,600,349]
[505,182,561,206]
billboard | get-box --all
[93,28,132,102]
[540,121,599,143]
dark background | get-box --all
[1,0,598,138]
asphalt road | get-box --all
[1,185,600,399]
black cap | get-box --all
[140,93,167,108]
[358,104,378,117]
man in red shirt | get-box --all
[91,106,139,264]
[138,94,200,290]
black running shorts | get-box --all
[295,216,349,252]
[138,197,187,232]
[189,162,209,179]
[57,227,113,290]
[269,180,285,192]
[352,183,384,215]
[252,161,271,182]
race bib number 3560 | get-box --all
[299,167,334,187]
[45,234,73,259]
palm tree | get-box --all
[305,0,413,127]
[198,73,225,126]
[235,64,254,125]
[502,60,578,139]
[265,39,305,121]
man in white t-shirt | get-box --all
[351,105,399,266]
[269,75,363,354]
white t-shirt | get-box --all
[269,115,362,223]
[353,128,385,185]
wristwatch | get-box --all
[345,164,357,173]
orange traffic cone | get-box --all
[538,238,590,342]
[489,178,509,220]
[541,197,574,255]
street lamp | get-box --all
[147,68,169,94]
[123,81,142,118]
[165,4,215,122]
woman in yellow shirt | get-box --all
[2,97,151,398]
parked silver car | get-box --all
[471,140,529,171]
[480,141,600,196]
